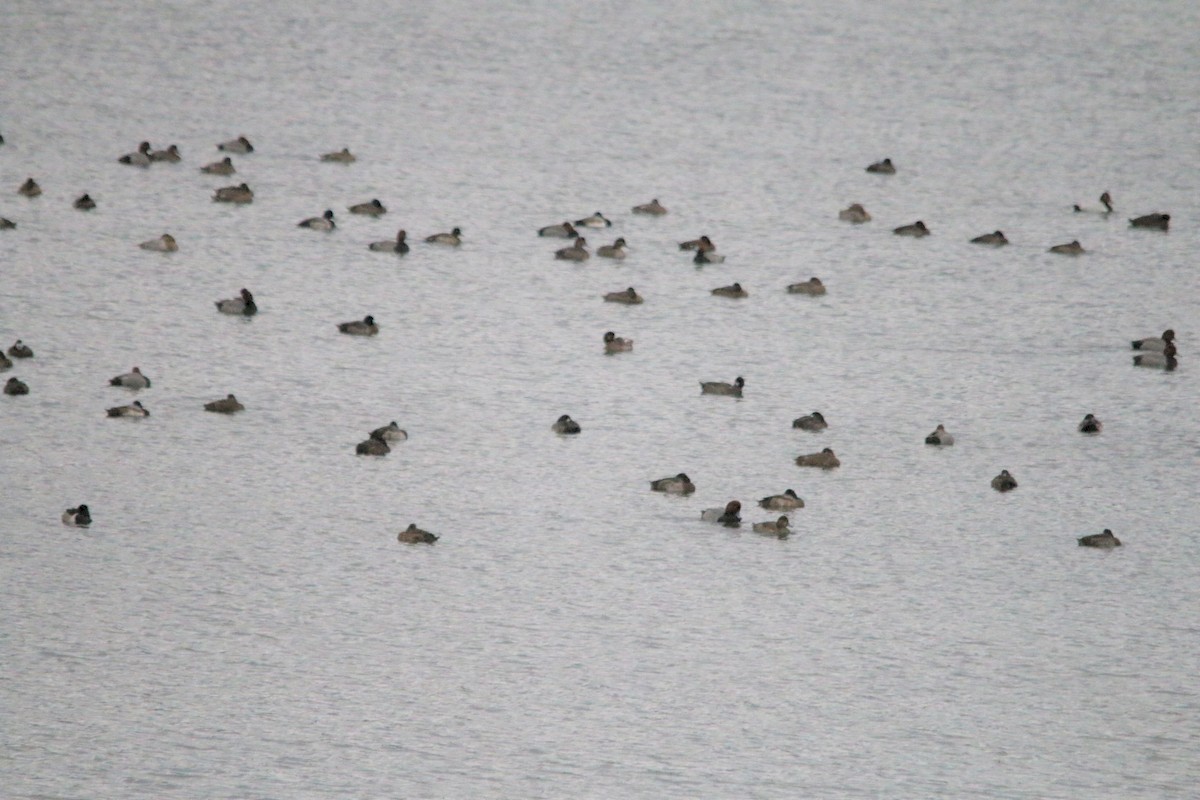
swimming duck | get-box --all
[217,136,254,154]
[990,469,1017,492]
[1133,341,1177,370]
[355,432,390,455]
[215,288,257,316]
[537,221,579,238]
[603,331,633,353]
[1049,240,1084,255]
[700,500,741,527]
[425,227,462,245]
[924,424,954,446]
[62,505,92,527]
[298,209,336,231]
[200,156,235,175]
[1129,213,1169,230]
[106,400,149,417]
[1073,192,1113,214]
[679,236,707,250]
[1078,413,1102,434]
[213,183,253,203]
[8,340,33,358]
[398,523,438,544]
[970,230,1008,246]
[149,144,181,162]
[632,198,668,215]
[865,158,896,174]
[18,178,41,197]
[574,211,612,228]
[118,142,152,166]
[693,236,725,263]
[893,220,929,237]
[139,233,178,252]
[337,315,379,336]
[711,282,747,298]
[109,367,151,389]
[0,353,10,371]
[370,422,408,442]
[0,217,14,230]
[792,412,827,431]
[74,193,96,211]
[795,448,840,468]
[752,516,791,537]
[555,237,590,261]
[787,277,826,295]
[1078,529,1121,548]
[603,287,643,304]
[4,376,29,395]
[369,230,409,253]
[204,394,244,413]
[1131,329,1174,351]
[551,414,582,434]
[320,147,355,163]
[650,473,696,494]
[596,237,627,259]
[700,376,744,397]
[758,489,804,510]
[838,203,871,223]
[349,198,386,216]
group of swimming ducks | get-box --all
[2,139,1171,548]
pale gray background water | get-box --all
[2,1,1198,798]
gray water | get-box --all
[3,1,1199,797]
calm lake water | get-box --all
[2,1,1199,798]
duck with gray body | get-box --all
[555,237,589,261]
[62,504,91,526]
[298,209,336,231]
[701,500,741,527]
[924,424,954,445]
[1048,240,1084,255]
[711,282,747,298]
[1073,192,1113,214]
[574,211,611,228]
[8,340,33,358]
[213,183,253,203]
[693,236,725,263]
[74,194,96,211]
[371,422,407,442]
[107,400,149,417]
[217,136,254,154]
[320,147,355,163]
[603,331,633,353]
[369,230,409,253]
[596,238,627,259]
[1131,329,1174,352]
[119,142,151,166]
[425,227,462,245]
[970,230,1008,246]
[865,158,895,174]
[1133,341,1177,370]
[109,367,150,389]
[215,288,257,316]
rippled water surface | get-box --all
[3,1,1199,798]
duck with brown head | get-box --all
[701,500,741,527]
